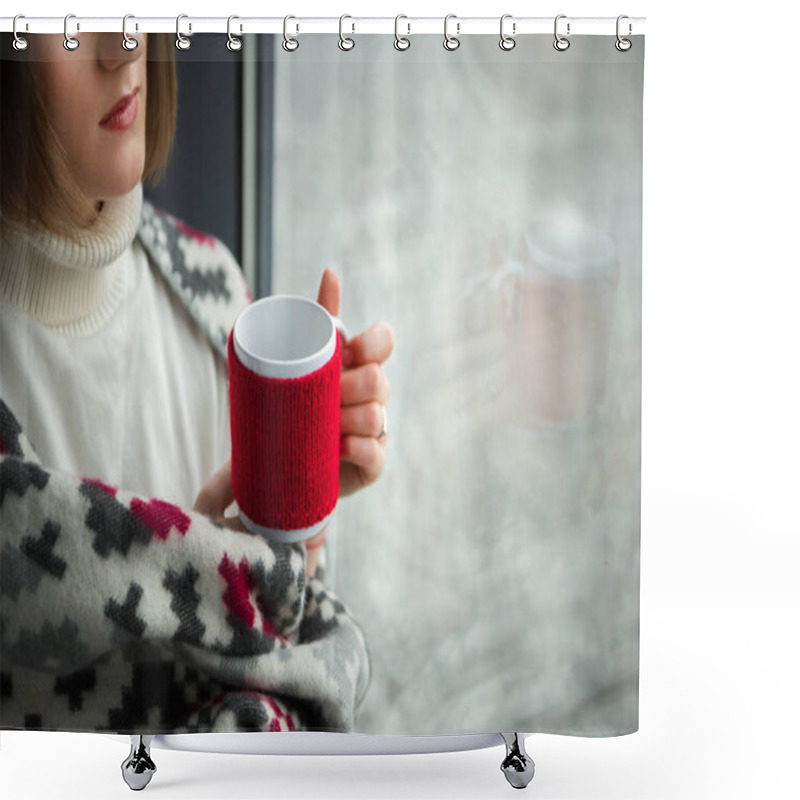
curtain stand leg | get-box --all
[121,735,157,791]
[500,732,535,789]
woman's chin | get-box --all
[85,173,143,206]
[78,149,145,203]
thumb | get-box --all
[317,268,340,318]
[193,460,234,521]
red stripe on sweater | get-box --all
[264,695,296,732]
[174,218,217,247]
[130,497,191,541]
[218,554,256,628]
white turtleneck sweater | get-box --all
[0,184,231,508]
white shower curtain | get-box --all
[1,21,641,742]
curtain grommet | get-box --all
[339,14,355,51]
[554,14,570,51]
[227,15,242,52]
[394,14,410,51]
[443,14,460,51]
[122,14,139,51]
[615,15,632,51]
[12,14,29,51]
[63,13,80,51]
[499,14,516,51]
[176,14,191,51]
[283,15,299,52]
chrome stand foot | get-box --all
[121,735,156,791]
[500,733,535,789]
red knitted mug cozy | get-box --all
[228,331,342,535]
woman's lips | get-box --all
[99,88,139,131]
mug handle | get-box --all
[332,315,349,346]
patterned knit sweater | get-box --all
[0,198,370,734]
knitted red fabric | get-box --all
[228,331,341,532]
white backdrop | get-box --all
[1,0,797,798]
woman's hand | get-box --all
[192,460,243,531]
[317,269,394,497]
[193,461,325,576]
[194,268,392,573]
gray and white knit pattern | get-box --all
[138,200,252,360]
[0,411,369,732]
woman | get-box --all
[0,32,393,734]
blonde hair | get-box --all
[1,34,177,239]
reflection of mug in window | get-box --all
[506,210,619,423]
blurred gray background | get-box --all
[269,34,643,736]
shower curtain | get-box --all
[0,25,643,740]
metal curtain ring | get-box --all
[443,14,460,51]
[499,13,516,51]
[615,14,632,51]
[283,15,299,51]
[553,14,570,51]
[227,15,242,52]
[339,14,355,51]
[63,13,79,51]
[176,14,191,51]
[12,15,29,51]
[122,14,138,51]
[394,14,410,51]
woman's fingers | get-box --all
[316,268,341,318]
[222,514,248,533]
[340,434,387,493]
[340,401,386,439]
[338,320,392,496]
[193,459,234,520]
[341,362,391,407]
[342,321,394,368]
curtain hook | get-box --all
[615,15,632,51]
[339,14,355,51]
[554,14,570,51]
[499,13,516,51]
[63,13,80,51]
[12,14,29,51]
[394,14,410,51]
[176,14,191,51]
[227,15,242,52]
[283,15,299,52]
[122,14,139,51]
[443,14,460,51]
